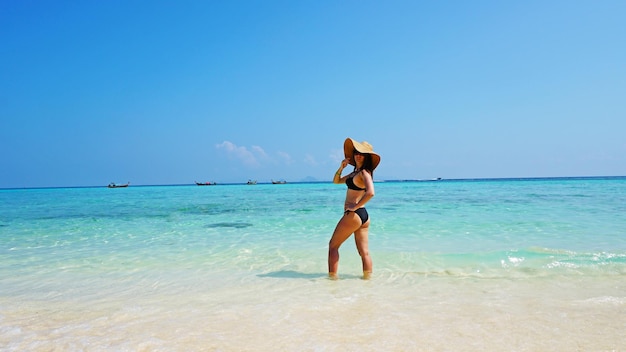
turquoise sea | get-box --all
[1,178,625,351]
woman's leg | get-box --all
[328,213,361,278]
[354,221,372,279]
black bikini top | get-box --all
[346,174,366,191]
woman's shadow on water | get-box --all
[257,271,361,280]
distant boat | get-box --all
[195,181,216,186]
[247,180,257,185]
[108,182,129,188]
[271,179,287,184]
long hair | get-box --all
[354,153,375,178]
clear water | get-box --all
[1,178,625,351]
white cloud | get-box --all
[304,154,318,166]
[251,145,268,159]
[330,148,344,163]
[216,142,308,169]
[216,141,259,167]
[277,151,293,165]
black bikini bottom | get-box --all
[345,207,369,224]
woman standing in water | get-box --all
[329,138,380,279]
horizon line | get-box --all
[2,175,625,191]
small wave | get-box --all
[579,296,625,305]
[380,248,626,279]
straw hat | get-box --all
[343,138,381,171]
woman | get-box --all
[329,138,381,279]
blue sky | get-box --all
[1,1,625,188]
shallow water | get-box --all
[1,178,625,350]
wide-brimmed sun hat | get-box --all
[343,138,381,171]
